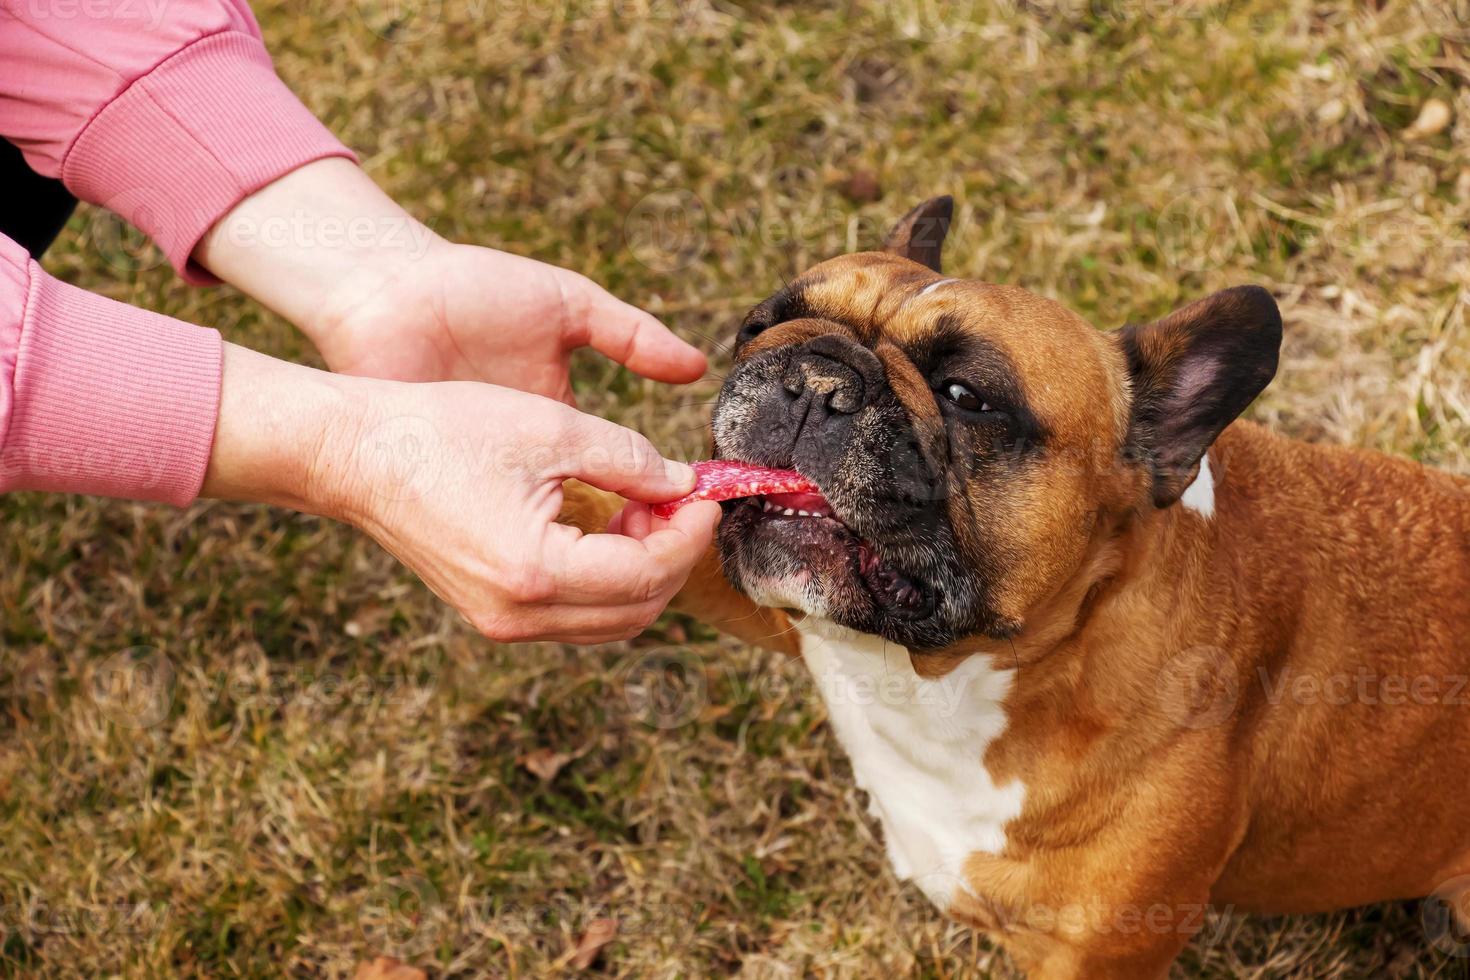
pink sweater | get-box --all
[0,1,354,504]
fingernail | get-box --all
[664,458,695,489]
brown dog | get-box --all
[564,197,1470,978]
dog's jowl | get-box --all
[562,196,1470,980]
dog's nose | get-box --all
[781,334,884,415]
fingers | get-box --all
[507,504,714,640]
[490,598,671,645]
[611,501,654,540]
[547,501,720,605]
[572,276,707,384]
[480,506,718,641]
[553,409,697,503]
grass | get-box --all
[3,0,1469,976]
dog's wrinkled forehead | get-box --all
[740,252,1130,450]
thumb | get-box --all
[552,408,696,504]
[574,278,708,384]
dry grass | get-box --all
[3,0,1470,976]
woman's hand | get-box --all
[314,239,705,404]
[193,158,706,401]
[202,345,720,644]
[192,160,718,642]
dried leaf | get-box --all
[839,170,884,204]
[345,603,391,639]
[569,917,618,970]
[1315,98,1346,124]
[353,957,426,980]
[520,747,573,782]
[1403,98,1452,139]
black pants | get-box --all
[0,139,77,259]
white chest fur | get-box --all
[795,618,1025,910]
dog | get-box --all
[563,196,1470,978]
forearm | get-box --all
[201,343,368,518]
[192,158,438,345]
[0,240,361,513]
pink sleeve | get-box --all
[0,0,356,282]
[0,233,221,504]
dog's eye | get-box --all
[940,380,991,412]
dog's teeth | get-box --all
[798,510,811,517]
[782,508,796,516]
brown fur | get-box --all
[953,421,1470,977]
[559,251,1470,978]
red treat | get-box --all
[652,460,819,518]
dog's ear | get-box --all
[882,196,953,273]
[1118,286,1282,508]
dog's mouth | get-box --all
[658,460,932,621]
[696,476,929,620]
[745,491,933,618]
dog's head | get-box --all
[712,196,1282,651]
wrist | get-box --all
[191,158,444,348]
[201,343,375,521]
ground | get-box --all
[2,0,1468,976]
